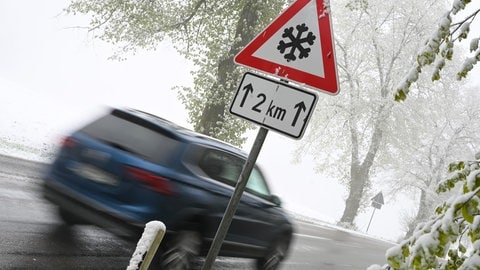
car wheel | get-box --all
[256,238,289,270]
[58,208,83,225]
[159,231,201,270]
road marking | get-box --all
[295,220,337,230]
[294,233,330,241]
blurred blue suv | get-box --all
[42,108,294,270]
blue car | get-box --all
[42,108,294,270]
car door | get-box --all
[196,148,280,248]
[234,167,284,247]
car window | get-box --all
[80,113,181,165]
[198,149,271,198]
[245,168,270,197]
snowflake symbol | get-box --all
[277,23,316,62]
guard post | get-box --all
[126,221,166,270]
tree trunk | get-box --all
[339,103,390,225]
[405,188,430,238]
[340,163,369,224]
[195,0,261,137]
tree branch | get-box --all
[170,0,208,29]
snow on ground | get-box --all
[0,77,106,162]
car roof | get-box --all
[118,107,249,158]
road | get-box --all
[0,154,392,269]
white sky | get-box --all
[4,0,478,242]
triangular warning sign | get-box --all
[372,192,384,205]
[234,0,338,94]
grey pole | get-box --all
[201,127,269,270]
[366,208,376,233]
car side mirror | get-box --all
[270,195,282,206]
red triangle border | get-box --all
[234,0,338,94]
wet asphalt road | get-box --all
[0,154,392,269]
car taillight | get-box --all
[125,166,175,195]
[62,136,77,148]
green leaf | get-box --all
[402,245,410,257]
[449,162,458,172]
[395,89,407,102]
[462,204,474,223]
[387,257,401,269]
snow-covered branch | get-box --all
[394,1,479,101]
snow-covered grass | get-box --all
[0,135,55,163]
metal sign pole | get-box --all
[201,127,269,270]
[366,208,376,233]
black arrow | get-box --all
[240,83,254,107]
[292,101,306,127]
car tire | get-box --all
[158,230,201,270]
[256,237,290,270]
[58,208,83,225]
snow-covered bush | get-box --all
[372,158,480,269]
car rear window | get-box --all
[80,112,181,165]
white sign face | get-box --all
[234,0,339,94]
[252,0,324,78]
[230,72,317,139]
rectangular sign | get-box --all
[230,72,317,139]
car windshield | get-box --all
[199,149,271,198]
